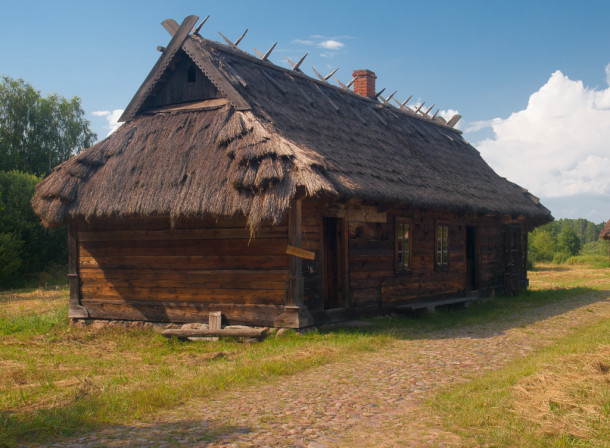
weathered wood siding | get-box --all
[75,217,289,325]
[301,199,530,319]
[142,51,220,110]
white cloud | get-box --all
[92,109,124,136]
[318,40,344,50]
[293,35,349,56]
[292,39,315,45]
[472,65,610,200]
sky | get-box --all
[1,0,609,222]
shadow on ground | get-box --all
[323,287,610,341]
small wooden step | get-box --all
[162,326,268,340]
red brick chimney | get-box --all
[352,69,377,98]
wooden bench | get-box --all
[395,293,480,314]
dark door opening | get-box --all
[466,226,477,290]
[323,217,347,309]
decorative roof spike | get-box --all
[311,67,326,82]
[414,102,425,114]
[334,76,357,90]
[432,109,439,119]
[312,67,338,82]
[374,88,386,99]
[393,95,413,111]
[424,104,435,116]
[218,29,248,49]
[157,46,166,53]
[324,67,339,80]
[447,114,462,128]
[379,90,396,106]
[234,29,248,46]
[254,42,278,61]
[385,91,397,103]
[286,53,308,72]
[192,15,210,36]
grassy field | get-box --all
[431,264,610,447]
[0,264,608,447]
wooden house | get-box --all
[32,16,552,328]
[600,220,610,241]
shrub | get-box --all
[0,171,67,287]
[552,252,570,264]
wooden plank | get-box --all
[286,244,316,260]
[162,327,267,339]
[80,277,287,291]
[79,268,288,280]
[78,226,287,242]
[80,238,288,257]
[81,300,282,326]
[79,254,288,271]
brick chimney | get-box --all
[352,69,377,98]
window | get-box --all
[396,218,411,271]
[436,223,449,268]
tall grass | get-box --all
[429,318,610,447]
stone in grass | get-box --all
[188,337,219,342]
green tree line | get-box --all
[0,76,96,287]
[529,218,609,265]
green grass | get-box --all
[1,265,608,447]
[429,317,610,447]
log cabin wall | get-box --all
[73,216,289,326]
[300,199,530,323]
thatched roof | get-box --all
[32,16,552,229]
[600,220,610,240]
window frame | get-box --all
[395,217,412,274]
[435,221,449,270]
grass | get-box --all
[0,287,391,447]
[0,264,608,447]
[429,264,610,447]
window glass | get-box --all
[436,223,449,267]
[396,219,411,270]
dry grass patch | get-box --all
[513,345,610,442]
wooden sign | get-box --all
[286,245,316,260]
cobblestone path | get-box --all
[32,290,610,448]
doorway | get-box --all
[323,217,347,309]
[465,226,477,290]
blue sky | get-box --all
[1,0,609,222]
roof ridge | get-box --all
[194,35,464,135]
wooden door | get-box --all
[323,217,347,309]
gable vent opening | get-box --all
[187,66,197,83]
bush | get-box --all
[0,232,23,284]
[552,252,570,264]
[0,171,67,287]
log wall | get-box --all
[300,199,530,319]
[75,217,289,326]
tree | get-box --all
[557,226,581,257]
[0,76,96,177]
[529,227,557,262]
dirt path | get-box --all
[33,289,610,448]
